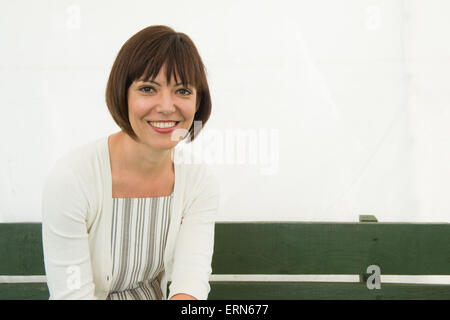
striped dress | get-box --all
[106,192,173,300]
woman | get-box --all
[41,25,220,300]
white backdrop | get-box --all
[1,0,449,224]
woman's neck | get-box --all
[109,131,173,178]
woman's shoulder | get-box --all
[175,146,212,174]
[174,146,220,193]
[45,136,107,184]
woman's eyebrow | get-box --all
[139,79,192,87]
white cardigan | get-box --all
[41,135,220,300]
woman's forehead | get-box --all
[137,66,196,87]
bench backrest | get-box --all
[1,217,449,299]
[209,216,450,299]
[0,223,47,299]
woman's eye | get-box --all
[140,86,155,93]
[177,88,191,96]
[139,86,191,96]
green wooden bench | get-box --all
[1,216,450,300]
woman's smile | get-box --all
[147,120,180,133]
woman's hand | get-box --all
[169,293,197,300]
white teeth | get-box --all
[148,121,177,128]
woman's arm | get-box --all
[168,167,221,300]
[41,164,97,299]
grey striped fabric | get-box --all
[106,193,173,300]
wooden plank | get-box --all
[212,222,450,275]
[209,281,450,300]
[2,281,449,300]
[0,283,49,300]
[0,223,45,275]
[359,215,378,222]
[2,222,450,284]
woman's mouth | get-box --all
[147,121,180,133]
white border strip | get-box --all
[2,275,450,285]
[381,275,450,285]
[210,274,450,285]
[0,276,47,283]
[210,274,360,282]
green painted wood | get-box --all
[0,283,49,300]
[3,281,449,300]
[2,222,450,300]
[0,223,45,275]
[359,215,378,222]
[212,222,450,275]
[209,282,450,300]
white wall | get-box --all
[1,0,449,223]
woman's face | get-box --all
[127,64,198,150]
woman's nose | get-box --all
[156,90,176,113]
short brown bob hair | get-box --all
[105,25,211,143]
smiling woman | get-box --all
[106,25,211,145]
[41,25,220,301]
[125,68,197,148]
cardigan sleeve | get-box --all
[41,162,97,299]
[168,166,221,300]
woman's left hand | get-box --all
[169,293,197,300]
